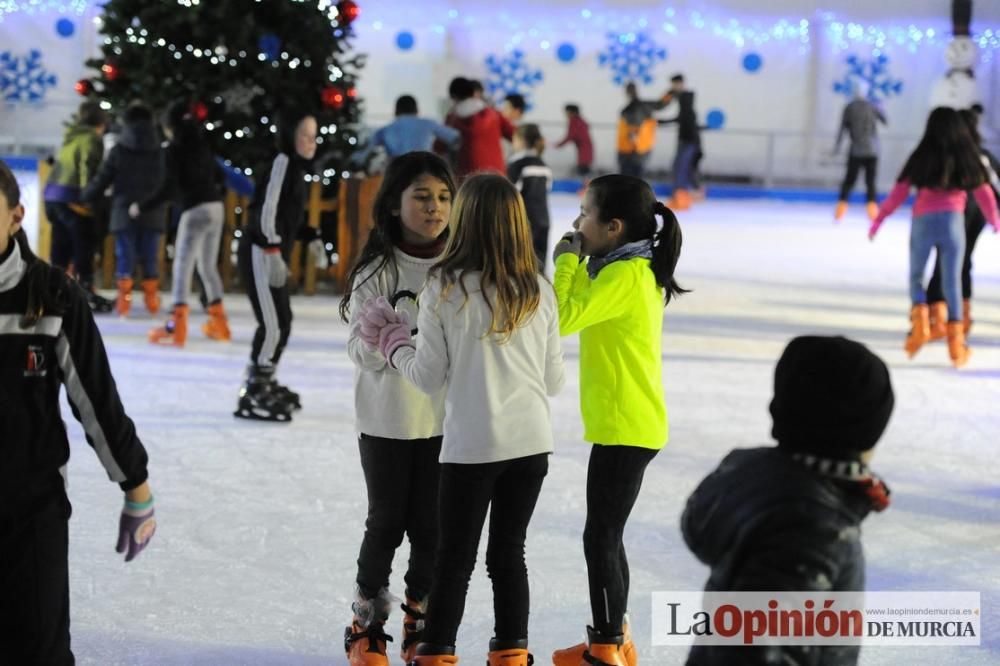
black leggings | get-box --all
[356,434,442,601]
[584,444,658,637]
[927,208,986,302]
[0,494,73,666]
[422,453,548,646]
[838,156,878,202]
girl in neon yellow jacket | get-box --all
[551,174,687,666]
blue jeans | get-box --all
[910,211,964,322]
[115,226,162,279]
[673,140,699,190]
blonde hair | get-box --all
[431,173,541,343]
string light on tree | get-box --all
[101,61,120,81]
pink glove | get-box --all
[379,315,414,368]
[358,296,401,349]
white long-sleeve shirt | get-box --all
[391,273,565,464]
[347,249,445,439]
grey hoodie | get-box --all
[836,99,886,159]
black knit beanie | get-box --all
[770,336,894,459]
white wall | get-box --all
[3,1,1000,187]
[351,0,1000,185]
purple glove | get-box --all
[358,296,402,349]
[379,315,414,368]
[116,496,156,563]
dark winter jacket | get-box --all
[82,117,168,233]
[682,447,878,666]
[243,152,313,260]
[43,123,104,205]
[0,235,149,522]
[137,125,224,215]
[667,90,701,144]
[507,150,552,231]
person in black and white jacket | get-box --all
[0,160,155,665]
[235,109,323,422]
[507,123,553,271]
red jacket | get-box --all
[557,115,594,167]
[447,100,514,178]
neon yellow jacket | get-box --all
[554,253,667,449]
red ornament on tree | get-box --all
[190,101,209,122]
[322,85,346,109]
[74,78,94,96]
[101,62,120,81]
[337,1,360,24]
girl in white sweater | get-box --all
[339,151,456,665]
[360,173,565,666]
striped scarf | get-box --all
[790,452,891,512]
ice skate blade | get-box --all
[233,406,292,422]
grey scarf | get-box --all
[586,239,652,279]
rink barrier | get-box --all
[17,154,380,295]
[551,179,914,205]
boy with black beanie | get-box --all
[682,335,894,666]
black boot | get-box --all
[81,280,114,313]
[234,365,293,422]
[268,378,302,411]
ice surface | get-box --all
[54,194,999,664]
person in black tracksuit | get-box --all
[0,161,155,665]
[507,123,552,271]
[235,110,320,422]
[661,74,701,209]
[683,336,894,666]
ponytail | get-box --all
[587,174,689,307]
[651,201,690,305]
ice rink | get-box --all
[54,193,1000,664]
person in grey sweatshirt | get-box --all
[834,82,887,221]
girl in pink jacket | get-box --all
[869,107,1000,367]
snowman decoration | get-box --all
[930,0,980,109]
[930,36,981,109]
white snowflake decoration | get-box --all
[0,49,57,102]
[484,50,543,109]
[598,32,667,85]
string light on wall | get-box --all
[359,3,1000,54]
[0,1,89,22]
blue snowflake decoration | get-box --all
[598,32,667,85]
[484,50,543,109]
[0,50,57,102]
[832,54,903,103]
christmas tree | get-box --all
[83,0,364,180]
